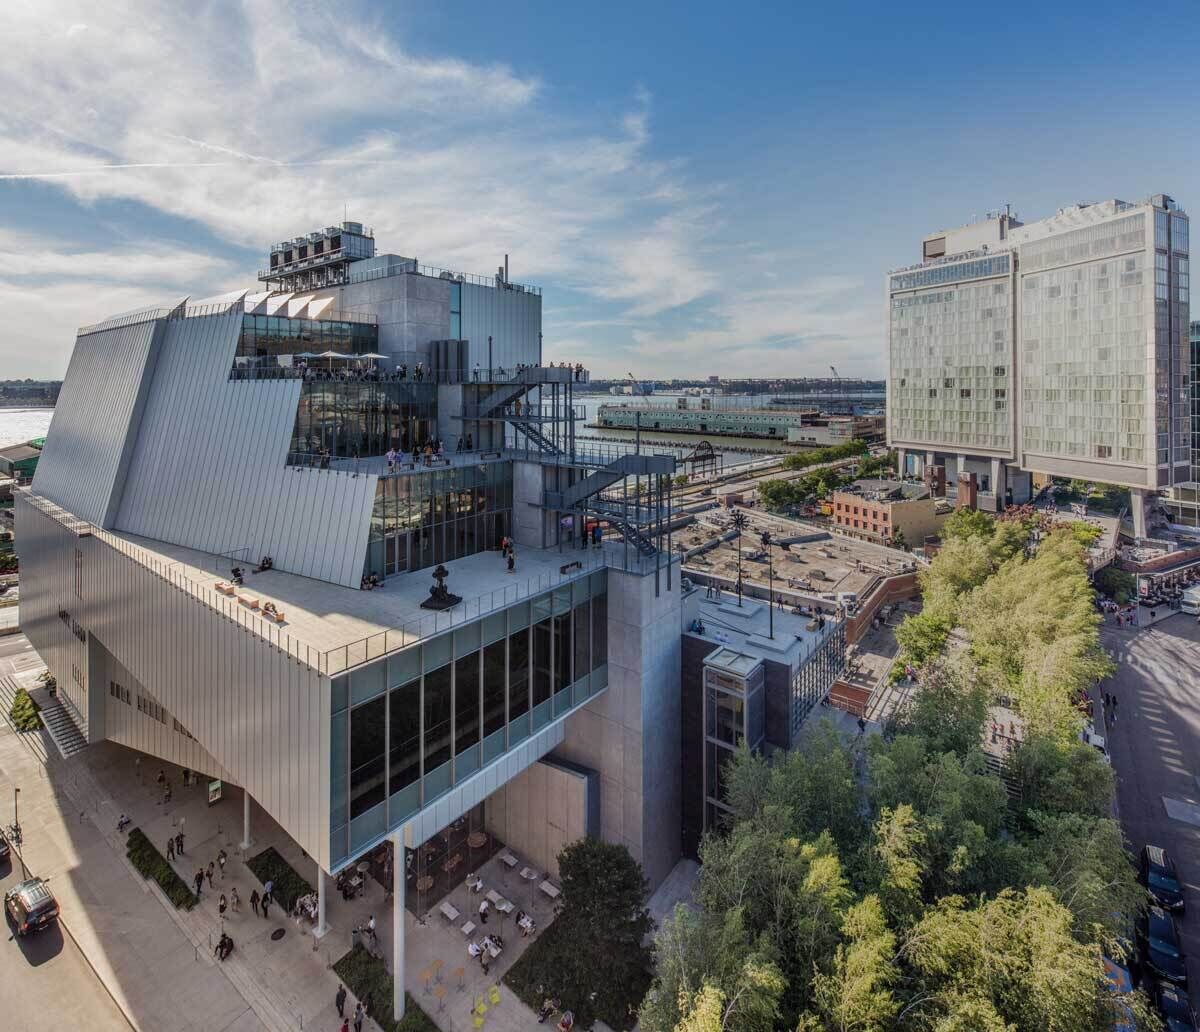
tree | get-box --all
[889,527,907,550]
[808,896,899,1032]
[1094,566,1135,604]
[640,907,785,1032]
[552,839,653,1027]
[906,888,1131,1032]
[940,508,995,542]
[1006,736,1115,824]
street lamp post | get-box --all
[762,530,775,639]
[730,510,748,607]
[13,786,19,838]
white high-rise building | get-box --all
[887,195,1190,536]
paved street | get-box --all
[0,850,130,1030]
[1102,614,1200,1000]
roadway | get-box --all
[0,813,130,1030]
[1102,614,1200,1002]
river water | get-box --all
[0,408,53,449]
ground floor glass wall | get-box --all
[330,571,609,868]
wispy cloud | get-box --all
[0,0,882,379]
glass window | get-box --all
[591,589,607,670]
[389,681,420,794]
[509,628,530,720]
[423,662,452,773]
[707,688,744,745]
[483,640,506,736]
[349,695,386,819]
[572,599,590,684]
[455,652,480,756]
[553,613,571,693]
[532,618,553,706]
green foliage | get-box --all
[8,686,40,732]
[856,449,898,480]
[941,507,996,542]
[333,944,438,1032]
[126,828,198,910]
[246,846,313,911]
[0,552,17,573]
[893,609,952,668]
[807,895,899,1032]
[782,439,869,472]
[1006,736,1114,824]
[1094,566,1135,604]
[508,839,652,1030]
[673,473,690,488]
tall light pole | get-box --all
[12,786,19,838]
[731,510,748,607]
[762,530,775,639]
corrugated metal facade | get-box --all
[460,282,542,370]
[17,493,333,867]
[32,317,162,527]
[112,310,376,588]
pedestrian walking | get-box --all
[206,861,215,888]
[218,894,227,919]
[175,831,185,856]
[479,898,490,924]
[249,889,260,916]
[340,1020,350,1032]
[263,878,274,906]
[231,886,241,913]
[194,870,204,898]
[354,1001,365,1032]
[167,836,176,861]
[507,551,515,574]
[217,848,227,880]
[336,984,347,1018]
[156,768,166,788]
[261,893,271,920]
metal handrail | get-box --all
[17,487,673,678]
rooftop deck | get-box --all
[108,529,619,674]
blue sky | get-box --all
[3,0,1200,379]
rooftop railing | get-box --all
[18,487,676,678]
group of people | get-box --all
[335,983,369,1032]
[360,573,382,591]
[467,933,505,973]
[537,997,574,1030]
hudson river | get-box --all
[0,408,54,449]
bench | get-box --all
[439,901,461,922]
[239,595,261,610]
[460,920,476,937]
[538,880,560,900]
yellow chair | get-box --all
[476,1000,489,1016]
[489,986,501,1006]
[473,1018,485,1030]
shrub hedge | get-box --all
[333,944,438,1032]
[8,687,40,732]
[126,827,198,910]
[246,846,313,911]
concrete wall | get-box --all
[554,565,682,891]
[843,572,919,644]
[512,460,547,549]
[483,758,591,879]
[17,493,332,867]
[330,272,452,367]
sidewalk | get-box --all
[0,715,266,1032]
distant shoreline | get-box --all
[0,404,54,411]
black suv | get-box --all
[1152,980,1199,1032]
[1137,905,1189,987]
[4,878,59,937]
[1141,845,1186,912]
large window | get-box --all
[349,695,386,819]
[388,680,420,795]
[423,663,452,774]
[455,652,480,757]
[509,628,530,722]
[532,618,553,707]
[292,380,436,460]
[235,313,377,369]
[483,640,506,736]
[553,613,571,694]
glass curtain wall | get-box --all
[365,462,513,579]
[331,571,609,867]
[292,381,436,460]
[236,313,377,368]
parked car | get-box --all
[1152,979,1199,1032]
[0,829,9,861]
[1137,905,1189,986]
[1140,845,1186,912]
[1102,955,1136,1032]
[3,877,58,937]
[1081,724,1111,764]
